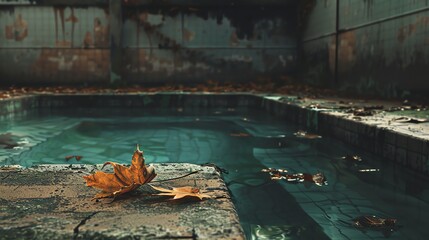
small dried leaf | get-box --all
[150,185,211,201]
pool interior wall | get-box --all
[2,94,427,239]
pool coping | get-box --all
[0,163,244,239]
[1,92,428,176]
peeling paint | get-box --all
[0,3,296,85]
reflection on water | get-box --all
[1,108,428,239]
[251,225,306,240]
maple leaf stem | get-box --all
[151,170,200,183]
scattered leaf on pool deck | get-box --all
[294,130,322,139]
[344,107,375,116]
[0,165,21,171]
[150,185,211,201]
[83,145,156,199]
[393,117,428,124]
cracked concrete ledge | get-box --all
[0,163,244,240]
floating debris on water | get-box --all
[341,155,363,162]
[262,168,327,186]
[294,130,322,139]
[358,168,380,172]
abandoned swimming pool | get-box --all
[1,105,428,240]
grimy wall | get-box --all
[300,0,429,99]
[0,0,297,86]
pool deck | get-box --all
[261,95,429,175]
[0,163,244,239]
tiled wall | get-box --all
[301,0,429,99]
[122,7,297,84]
[0,1,297,85]
[0,6,110,84]
[300,0,336,87]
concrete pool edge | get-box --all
[261,96,429,176]
[1,92,428,175]
[0,163,244,239]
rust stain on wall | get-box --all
[5,14,28,41]
[1,4,296,85]
[183,28,194,41]
[229,31,240,46]
[93,16,109,47]
[397,16,429,43]
[327,31,356,73]
[32,49,109,79]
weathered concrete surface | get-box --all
[0,163,244,239]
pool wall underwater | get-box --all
[1,93,428,176]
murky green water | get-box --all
[1,108,428,239]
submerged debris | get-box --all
[358,168,380,172]
[262,168,327,186]
[353,215,397,230]
[65,155,83,161]
[230,132,251,137]
[261,167,288,173]
[294,130,322,139]
[341,155,362,162]
[0,133,20,149]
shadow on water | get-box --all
[212,130,330,239]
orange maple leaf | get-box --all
[83,145,156,199]
[150,185,211,201]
